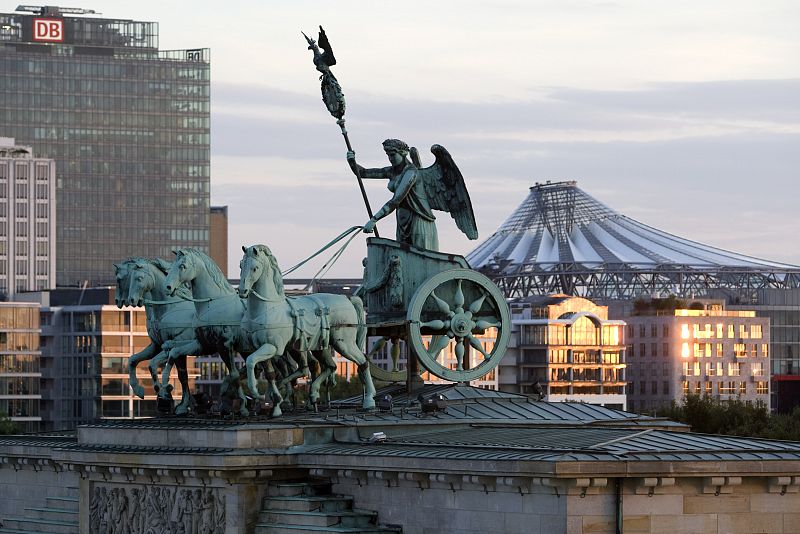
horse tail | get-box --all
[349,296,367,351]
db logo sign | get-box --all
[33,19,64,42]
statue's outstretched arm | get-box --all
[347,152,391,179]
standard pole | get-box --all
[337,118,379,238]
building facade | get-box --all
[0,6,210,286]
[17,288,199,430]
[0,302,40,433]
[210,205,229,278]
[0,137,56,297]
[623,299,770,413]
[499,295,627,409]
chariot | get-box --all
[361,237,510,385]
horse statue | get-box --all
[164,248,250,416]
[114,258,200,415]
[122,258,205,414]
[237,244,376,414]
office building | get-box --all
[0,302,41,433]
[469,180,800,411]
[623,298,770,412]
[500,294,627,408]
[17,287,199,430]
[210,205,228,278]
[0,6,210,286]
[0,137,56,297]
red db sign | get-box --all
[33,19,64,42]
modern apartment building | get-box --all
[0,6,210,286]
[0,138,56,297]
[17,288,199,431]
[624,299,770,413]
[500,294,627,409]
[0,302,41,433]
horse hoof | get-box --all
[175,405,190,416]
[132,385,145,399]
[271,406,282,417]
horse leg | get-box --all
[332,337,376,410]
[161,339,201,390]
[244,343,279,409]
[128,344,157,399]
[148,350,170,393]
[172,355,192,415]
[309,347,336,406]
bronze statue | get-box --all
[347,140,478,251]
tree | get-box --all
[0,411,18,435]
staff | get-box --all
[303,26,379,237]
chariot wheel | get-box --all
[406,269,510,382]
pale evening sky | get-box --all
[54,2,800,276]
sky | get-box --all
[83,1,800,276]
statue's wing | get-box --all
[317,26,337,66]
[419,144,478,240]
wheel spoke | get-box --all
[421,319,448,330]
[455,339,465,371]
[474,318,501,331]
[468,292,487,315]
[430,290,452,315]
[467,333,491,359]
[454,280,464,313]
[427,334,451,359]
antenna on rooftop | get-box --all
[15,5,100,15]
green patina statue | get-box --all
[347,141,479,251]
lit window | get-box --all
[716,324,724,338]
[681,343,689,358]
[751,324,762,339]
[728,362,741,376]
[681,324,689,339]
[762,344,769,357]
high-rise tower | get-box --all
[0,6,210,286]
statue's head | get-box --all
[383,138,409,154]
[383,138,409,165]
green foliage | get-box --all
[0,411,18,435]
[632,295,688,315]
[657,395,800,441]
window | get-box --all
[640,382,646,394]
[662,324,669,337]
[750,344,757,358]
[762,344,769,358]
[716,343,723,357]
[681,324,689,339]
[662,363,669,376]
[756,382,768,394]
[640,343,646,357]
[738,382,747,395]
[752,362,763,377]
[728,362,741,377]
[663,381,670,395]
[751,324,762,339]
[728,324,734,338]
[682,381,689,396]
[639,325,646,338]
[720,382,734,395]
[651,381,658,394]
[651,343,658,357]
[734,343,747,358]
[739,324,749,339]
[716,323,724,338]
[681,342,689,358]
[651,324,658,337]
[704,381,712,396]
[662,343,669,358]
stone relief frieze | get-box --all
[89,484,225,534]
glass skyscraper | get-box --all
[0,6,210,286]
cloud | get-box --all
[211,78,800,273]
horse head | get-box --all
[128,260,156,308]
[113,262,129,308]
[238,244,283,299]
[164,248,193,296]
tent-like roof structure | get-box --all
[467,181,800,299]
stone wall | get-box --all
[0,461,79,520]
[326,470,800,534]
